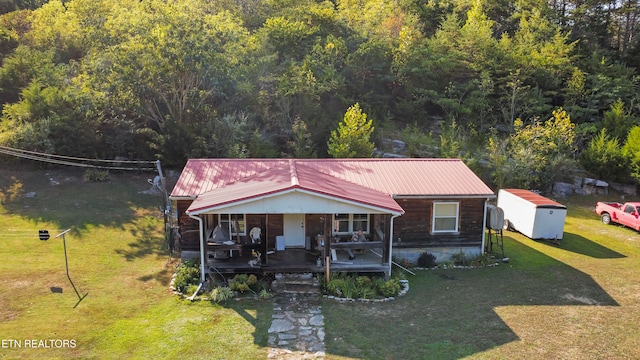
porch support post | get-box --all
[262,214,268,265]
[481,198,489,254]
[388,213,401,277]
[381,215,391,263]
[324,233,330,269]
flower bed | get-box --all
[324,279,409,303]
[321,273,409,302]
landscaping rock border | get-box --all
[413,261,501,271]
[323,279,410,303]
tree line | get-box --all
[1,0,640,192]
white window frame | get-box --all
[432,202,459,233]
[218,214,246,236]
[333,213,370,235]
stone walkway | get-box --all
[267,274,325,359]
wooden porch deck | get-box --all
[207,248,389,275]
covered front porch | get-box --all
[206,247,390,275]
[195,211,396,276]
[178,212,399,276]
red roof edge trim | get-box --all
[187,186,403,215]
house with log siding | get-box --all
[169,158,495,277]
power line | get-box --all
[0,145,154,163]
[0,145,174,251]
[0,145,157,171]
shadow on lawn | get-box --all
[137,261,175,286]
[114,235,168,261]
[537,231,626,259]
[320,236,619,360]
[1,169,162,233]
[218,299,273,349]
[114,215,168,261]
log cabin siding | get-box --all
[265,214,283,249]
[305,214,324,241]
[175,197,487,253]
[394,198,485,247]
[176,200,199,251]
[177,200,198,230]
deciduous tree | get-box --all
[489,108,578,190]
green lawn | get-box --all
[324,196,640,359]
[1,168,640,359]
[0,168,271,360]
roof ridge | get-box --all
[188,157,463,163]
[289,159,299,186]
[297,158,460,162]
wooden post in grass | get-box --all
[325,255,330,283]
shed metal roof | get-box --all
[501,189,566,209]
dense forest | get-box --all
[1,0,640,191]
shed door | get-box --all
[284,214,305,248]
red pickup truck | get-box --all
[595,202,640,231]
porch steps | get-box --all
[271,273,321,295]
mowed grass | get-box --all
[0,168,271,360]
[2,168,640,359]
[322,194,640,360]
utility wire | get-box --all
[0,145,155,163]
[0,145,157,171]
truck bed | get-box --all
[597,202,623,210]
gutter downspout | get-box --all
[481,198,489,254]
[187,212,207,299]
[387,213,402,278]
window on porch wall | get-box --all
[432,202,459,233]
[333,213,369,235]
[219,214,246,236]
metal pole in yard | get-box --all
[54,229,88,308]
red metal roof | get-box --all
[502,189,566,208]
[170,159,289,198]
[186,160,405,214]
[297,158,494,197]
[171,158,495,214]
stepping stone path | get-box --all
[268,273,325,359]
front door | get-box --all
[283,214,305,248]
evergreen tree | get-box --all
[327,103,375,158]
[623,126,640,184]
[580,128,628,182]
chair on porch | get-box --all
[249,227,261,243]
[247,227,262,264]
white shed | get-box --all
[497,189,566,240]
